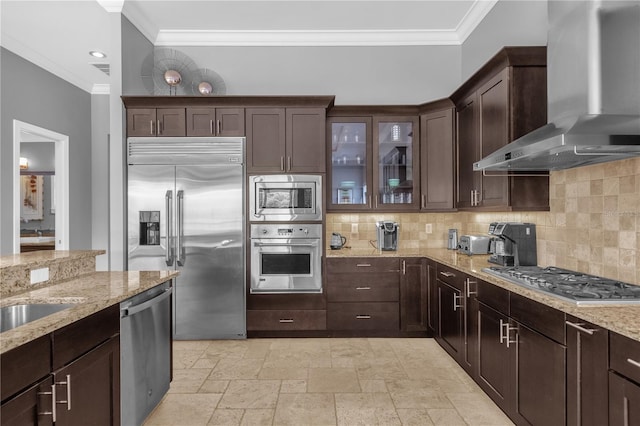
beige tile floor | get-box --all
[144,338,513,426]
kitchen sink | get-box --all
[20,236,55,244]
[0,303,75,333]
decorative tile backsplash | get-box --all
[327,157,640,285]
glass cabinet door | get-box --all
[328,118,372,209]
[374,117,419,208]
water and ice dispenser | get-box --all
[139,211,160,245]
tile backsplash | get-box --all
[326,157,640,285]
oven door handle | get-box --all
[253,242,317,247]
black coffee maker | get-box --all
[376,221,399,251]
[488,222,537,267]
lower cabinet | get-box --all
[609,331,640,425]
[400,258,428,333]
[246,310,326,331]
[326,257,400,333]
[52,337,120,426]
[0,305,121,426]
[0,376,54,426]
[434,264,465,362]
[476,300,566,425]
[566,315,609,426]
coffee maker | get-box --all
[488,222,537,267]
[376,221,399,251]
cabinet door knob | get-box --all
[356,315,371,319]
[356,286,371,290]
[465,278,477,297]
[440,271,455,278]
[279,319,294,323]
[216,119,221,135]
[210,119,214,135]
[38,384,57,422]
[356,263,372,267]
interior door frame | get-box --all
[13,120,69,253]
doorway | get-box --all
[13,120,69,253]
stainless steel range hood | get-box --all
[475,0,640,171]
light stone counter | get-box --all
[0,270,178,354]
[327,247,640,342]
[1,250,179,354]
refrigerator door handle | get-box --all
[165,190,174,266]
[176,190,185,266]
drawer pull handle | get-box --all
[440,271,455,278]
[356,287,371,290]
[356,263,372,267]
[627,358,640,369]
[565,321,597,335]
[356,315,371,319]
[279,319,294,323]
[38,384,57,422]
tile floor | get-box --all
[144,338,513,426]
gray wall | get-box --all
[122,15,154,95]
[91,94,110,270]
[1,47,92,255]
[461,0,548,81]
[177,45,461,105]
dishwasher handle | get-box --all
[122,288,172,317]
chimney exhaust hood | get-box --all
[475,0,640,172]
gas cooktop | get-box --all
[483,266,640,306]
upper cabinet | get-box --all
[245,106,328,173]
[327,108,419,212]
[186,107,245,137]
[419,99,455,211]
[127,108,186,137]
[451,47,549,211]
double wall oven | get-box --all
[249,175,323,294]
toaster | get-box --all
[457,235,491,255]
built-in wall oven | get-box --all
[250,224,322,293]
[249,174,322,222]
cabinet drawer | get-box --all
[610,332,640,384]
[436,263,465,291]
[52,304,119,369]
[327,302,399,330]
[326,258,400,274]
[326,272,399,302]
[247,310,326,331]
[477,279,509,314]
[1,334,51,402]
[510,293,565,344]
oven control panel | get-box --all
[250,224,322,239]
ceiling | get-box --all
[0,0,497,94]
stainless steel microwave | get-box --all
[249,174,322,221]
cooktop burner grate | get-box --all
[483,266,640,305]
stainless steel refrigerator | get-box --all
[127,137,246,339]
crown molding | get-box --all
[155,29,462,47]
[96,0,125,13]
[456,0,499,43]
[91,84,111,95]
[127,0,499,47]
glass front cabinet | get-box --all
[327,115,419,211]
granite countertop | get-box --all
[328,247,640,342]
[0,270,179,354]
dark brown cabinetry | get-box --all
[186,107,244,136]
[0,305,121,426]
[419,101,455,211]
[609,332,640,425]
[326,108,419,212]
[246,107,326,173]
[426,259,438,335]
[475,290,566,425]
[566,315,609,426]
[326,257,400,332]
[435,264,465,361]
[127,108,186,137]
[400,258,428,333]
[451,47,549,211]
[246,310,326,331]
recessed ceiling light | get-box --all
[89,50,107,58]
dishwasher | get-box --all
[120,281,173,426]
